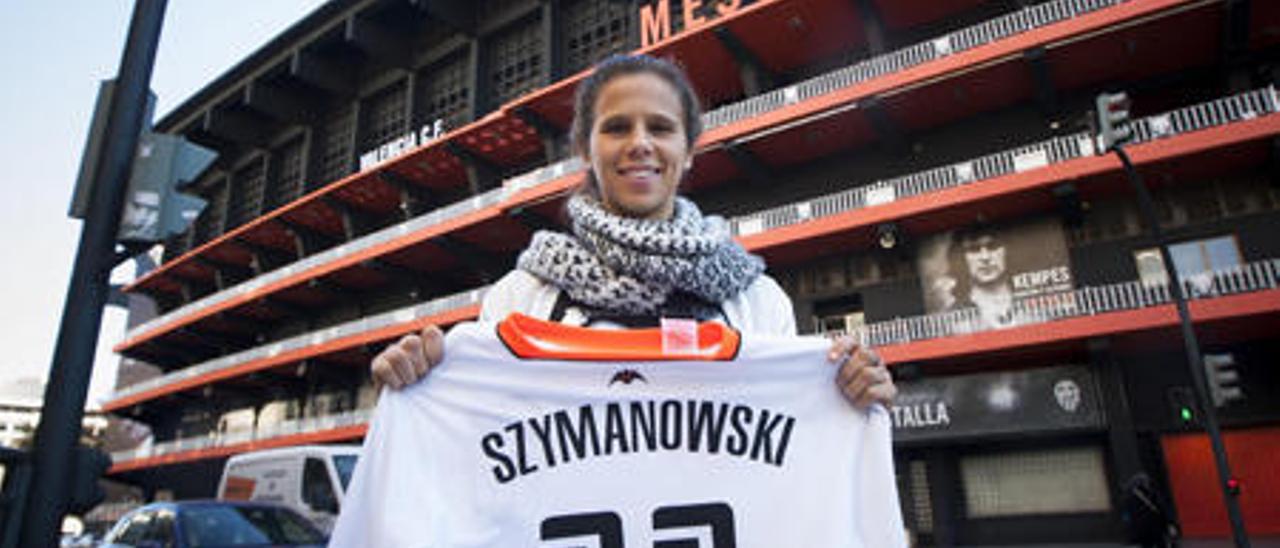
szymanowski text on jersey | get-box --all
[481,398,798,484]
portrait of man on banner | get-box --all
[917,218,1075,331]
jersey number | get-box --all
[540,502,736,547]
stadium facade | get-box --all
[103,0,1280,543]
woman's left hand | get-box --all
[829,336,897,409]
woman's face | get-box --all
[585,72,692,220]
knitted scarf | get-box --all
[517,194,764,319]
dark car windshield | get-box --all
[332,455,357,491]
[179,504,325,546]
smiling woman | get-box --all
[371,54,895,411]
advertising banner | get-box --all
[891,365,1105,443]
[917,218,1075,331]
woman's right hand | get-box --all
[371,325,444,389]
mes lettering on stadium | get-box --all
[481,399,797,484]
[639,0,744,47]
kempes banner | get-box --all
[916,217,1074,331]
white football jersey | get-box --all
[331,317,905,548]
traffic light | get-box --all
[66,445,111,516]
[1094,91,1133,152]
[1167,386,1197,427]
[67,80,216,245]
[68,80,156,220]
[1204,353,1245,407]
[117,131,216,244]
[1226,477,1242,496]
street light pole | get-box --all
[1111,145,1250,547]
[19,1,168,545]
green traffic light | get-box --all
[1180,407,1194,422]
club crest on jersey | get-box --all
[609,369,647,386]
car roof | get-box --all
[131,499,303,513]
[224,444,361,463]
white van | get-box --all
[216,445,360,532]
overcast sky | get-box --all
[0,1,328,408]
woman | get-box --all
[372,54,895,408]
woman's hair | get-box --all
[570,54,704,199]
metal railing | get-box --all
[111,287,487,401]
[127,154,586,343]
[729,86,1279,236]
[109,408,373,465]
[501,156,585,195]
[1130,86,1279,142]
[125,190,508,343]
[703,0,1127,129]
[828,259,1280,347]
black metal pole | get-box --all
[1112,146,1250,547]
[19,1,167,545]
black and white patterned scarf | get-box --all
[517,194,764,319]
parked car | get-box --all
[99,500,327,547]
[216,444,359,533]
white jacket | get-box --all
[480,270,797,335]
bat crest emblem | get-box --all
[609,369,648,386]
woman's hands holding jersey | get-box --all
[371,325,444,389]
[829,336,897,409]
[372,326,897,409]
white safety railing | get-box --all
[1130,86,1280,142]
[111,287,487,401]
[827,259,1280,347]
[110,408,373,465]
[501,156,585,195]
[127,186,505,341]
[703,0,1127,129]
[729,86,1279,236]
[128,155,586,344]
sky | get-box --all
[0,1,328,409]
